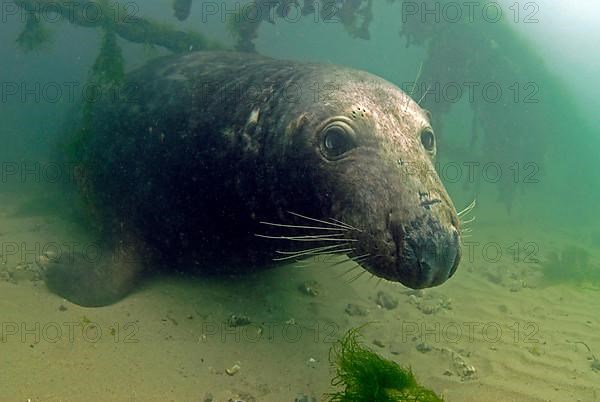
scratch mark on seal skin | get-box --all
[418,191,442,209]
[420,199,442,209]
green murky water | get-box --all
[1,1,599,400]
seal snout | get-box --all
[386,210,461,289]
[415,225,461,288]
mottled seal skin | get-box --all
[45,51,461,306]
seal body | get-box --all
[50,51,461,306]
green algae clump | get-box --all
[327,327,444,402]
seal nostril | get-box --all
[388,211,406,265]
[388,216,405,246]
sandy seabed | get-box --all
[1,192,599,402]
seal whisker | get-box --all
[329,218,363,232]
[460,216,476,225]
[294,254,339,268]
[323,252,369,273]
[275,243,350,256]
[274,245,354,261]
[347,269,368,284]
[259,221,347,232]
[349,256,371,268]
[274,248,355,262]
[462,228,473,233]
[330,259,354,271]
[273,249,352,261]
[457,199,477,217]
[255,234,356,242]
[336,263,361,279]
[405,61,424,112]
[264,233,348,239]
[327,256,360,270]
[417,83,433,106]
[330,253,370,278]
[286,211,360,231]
[409,62,424,98]
[313,248,355,256]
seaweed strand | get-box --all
[327,326,444,402]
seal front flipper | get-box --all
[37,247,144,307]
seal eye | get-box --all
[321,123,356,159]
[420,129,435,152]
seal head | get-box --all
[278,68,461,288]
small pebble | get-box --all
[376,291,398,310]
[227,314,251,327]
[226,364,241,376]
[298,280,320,296]
[344,303,368,316]
[416,343,432,353]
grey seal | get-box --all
[41,51,462,306]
